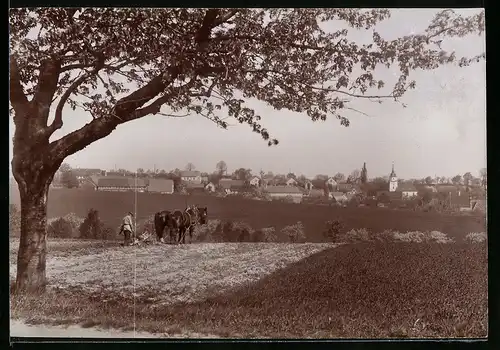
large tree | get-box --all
[60,169,79,188]
[333,172,345,182]
[452,174,462,185]
[360,163,368,184]
[185,163,196,171]
[463,172,473,187]
[233,168,252,181]
[9,8,484,292]
[479,168,487,189]
[215,160,227,176]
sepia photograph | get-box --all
[9,7,487,340]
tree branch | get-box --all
[48,66,189,160]
[190,78,218,97]
[9,55,30,116]
[194,9,240,48]
[46,60,105,137]
[195,9,221,44]
[48,58,226,161]
[215,9,240,25]
[130,79,198,120]
[32,57,62,123]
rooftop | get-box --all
[180,171,201,177]
[265,186,302,194]
[220,179,245,189]
[148,178,174,193]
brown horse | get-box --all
[153,210,178,243]
[172,206,208,244]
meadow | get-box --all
[9,187,486,242]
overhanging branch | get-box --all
[48,66,189,160]
[46,59,106,137]
[130,79,198,120]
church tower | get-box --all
[389,162,398,192]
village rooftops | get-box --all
[72,168,102,177]
[219,179,245,189]
[97,176,147,188]
[147,178,174,193]
[336,183,353,192]
[330,191,346,197]
[185,183,205,189]
[264,186,302,194]
[308,189,326,197]
[397,183,418,192]
[435,184,468,193]
[180,171,201,177]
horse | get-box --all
[153,210,179,244]
[172,205,208,244]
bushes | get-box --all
[344,228,372,243]
[465,232,487,243]
[216,220,255,242]
[253,227,278,243]
[320,224,457,245]
[193,220,279,243]
[281,221,306,243]
[8,207,110,240]
[79,208,113,240]
[392,230,454,244]
[45,213,84,238]
[322,220,344,242]
[192,219,222,242]
[47,217,75,238]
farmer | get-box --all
[120,211,136,246]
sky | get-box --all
[9,8,486,180]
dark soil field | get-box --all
[11,241,487,338]
[10,187,486,241]
[161,242,488,338]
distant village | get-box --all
[45,161,487,214]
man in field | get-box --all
[120,211,136,246]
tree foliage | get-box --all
[233,167,252,181]
[479,168,487,188]
[348,169,361,184]
[452,174,462,185]
[10,8,484,159]
[360,163,367,184]
[463,172,473,186]
[79,208,111,240]
[216,160,227,175]
[185,163,196,171]
[58,163,72,173]
[60,170,79,188]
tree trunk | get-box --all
[14,177,51,293]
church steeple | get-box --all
[390,162,397,178]
[389,162,398,192]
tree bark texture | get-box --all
[15,176,50,293]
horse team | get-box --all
[154,205,208,244]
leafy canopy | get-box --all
[10,8,484,154]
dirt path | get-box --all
[10,319,219,338]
